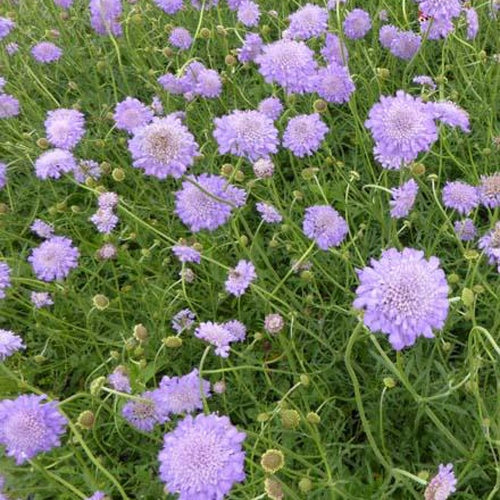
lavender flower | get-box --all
[213,381,226,394]
[54,0,74,8]
[303,205,348,250]
[283,113,328,157]
[237,1,260,27]
[418,0,462,21]
[190,0,219,9]
[256,39,318,94]
[253,158,274,178]
[128,116,199,179]
[454,219,477,241]
[114,97,153,134]
[35,149,76,180]
[379,25,399,49]
[286,4,328,40]
[478,222,500,272]
[0,94,20,118]
[424,463,457,500]
[314,63,355,104]
[122,390,168,432]
[0,263,11,299]
[158,414,246,499]
[390,179,419,219]
[428,101,470,133]
[175,174,246,232]
[256,202,282,223]
[45,109,85,150]
[73,159,101,183]
[227,0,243,10]
[98,192,118,209]
[31,219,54,239]
[321,33,349,66]
[31,42,62,63]
[151,95,163,115]
[0,163,6,189]
[478,173,500,208]
[153,0,183,15]
[169,27,192,50]
[31,291,54,308]
[353,248,449,350]
[223,320,246,342]
[195,321,236,357]
[97,243,117,260]
[89,0,122,36]
[213,110,279,161]
[389,30,421,60]
[0,330,25,361]
[0,394,67,464]
[157,73,185,95]
[171,309,195,333]
[258,97,283,121]
[90,208,118,234]
[28,236,80,282]
[225,259,256,297]
[413,75,437,89]
[6,42,19,56]
[0,78,5,93]
[172,244,201,264]
[0,18,15,40]
[194,68,222,98]
[264,313,284,334]
[464,8,479,40]
[86,492,107,500]
[442,181,479,215]
[108,366,131,394]
[238,33,263,63]
[420,16,455,40]
[343,9,371,39]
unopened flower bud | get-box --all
[411,163,426,175]
[112,168,125,181]
[163,336,183,348]
[306,411,321,425]
[225,54,236,66]
[313,99,328,113]
[133,323,148,342]
[383,377,396,389]
[93,294,109,310]
[90,376,106,396]
[257,412,270,423]
[299,477,313,493]
[200,27,211,39]
[77,410,95,429]
[300,374,310,387]
[461,288,475,308]
[281,409,300,429]
[37,138,49,149]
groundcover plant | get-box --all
[0,0,499,498]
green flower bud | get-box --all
[260,449,285,474]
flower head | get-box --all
[314,64,355,104]
[390,179,419,219]
[73,159,101,183]
[90,0,122,36]
[172,309,196,333]
[258,97,283,121]
[45,109,85,150]
[225,259,256,297]
[253,158,274,178]
[321,33,349,66]
[172,244,201,264]
[195,321,236,357]
[238,33,263,63]
[464,8,479,40]
[424,463,457,500]
[413,75,436,89]
[194,68,222,98]
[114,97,153,134]
[0,94,20,118]
[35,149,76,179]
[478,222,500,272]
[0,263,11,299]
[31,291,54,308]
[303,205,348,250]
[6,42,19,56]
[343,9,371,39]
[454,219,477,241]
[427,101,470,133]
[256,202,282,223]
[353,248,449,350]
[442,181,479,215]
[379,25,399,49]
[283,113,328,157]
[122,390,168,432]
[153,0,183,15]
[0,330,25,361]
[478,173,500,208]
[237,1,260,27]
[97,243,117,260]
[223,320,247,342]
[264,313,284,335]
[108,366,131,394]
[169,27,192,50]
[0,18,15,40]
[389,30,421,60]
[0,163,5,189]
[418,0,462,21]
[90,208,118,234]
[31,42,62,63]
[286,4,328,40]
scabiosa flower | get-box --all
[31,291,54,308]
[223,320,246,342]
[34,149,76,180]
[238,33,263,63]
[31,219,54,239]
[390,179,419,219]
[379,24,399,49]
[44,109,85,150]
[227,0,243,10]
[168,27,192,51]
[158,73,185,95]
[90,208,118,234]
[283,113,328,157]
[286,3,328,40]
[303,205,348,250]
[365,91,438,169]
[114,97,153,134]
[464,8,479,40]
[5,42,19,56]
[195,321,236,357]
[0,394,67,464]
[420,16,455,40]
[128,116,199,179]
[389,30,421,60]
[97,243,117,260]
[0,330,25,361]
[158,369,211,415]
[158,413,246,499]
[153,0,183,15]
[28,236,79,282]
[354,248,450,350]
[171,308,195,333]
[172,244,201,264]
[442,181,479,215]
[190,0,219,9]
[256,202,282,223]
[175,174,247,232]
[427,101,470,133]
[343,9,371,39]
[151,95,164,116]
[54,0,74,8]
[424,463,457,500]
[413,75,437,89]
[213,380,226,394]
[258,97,283,121]
[108,366,131,394]
[264,313,284,334]
[73,159,101,183]
[86,492,107,500]
[0,263,11,300]
[122,390,168,432]
[0,94,20,118]
[225,259,256,297]
[418,0,462,21]
[327,0,347,8]
[31,42,62,63]
[89,0,122,36]
[454,219,477,241]
[478,173,500,208]
[213,110,279,161]
[256,39,318,94]
[0,18,15,40]
[194,68,222,98]
[0,78,5,93]
[253,157,274,178]
[478,222,500,272]
[237,0,260,27]
[321,33,349,66]
[0,163,6,189]
[314,64,355,104]
[97,191,118,209]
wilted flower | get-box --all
[478,173,500,208]
[73,159,101,183]
[225,259,256,297]
[303,205,348,250]
[253,158,274,178]
[97,243,117,260]
[264,313,284,334]
[171,308,196,333]
[108,366,131,394]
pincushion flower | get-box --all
[314,64,355,104]
[73,159,101,183]
[478,173,500,208]
[343,9,371,39]
[442,181,479,215]
[303,205,348,250]
[153,0,183,15]
[195,321,237,357]
[108,366,131,394]
[31,291,54,309]
[171,309,195,333]
[418,0,462,21]
[283,114,328,157]
[35,149,76,179]
[389,179,419,219]
[424,463,457,500]
[223,320,247,342]
[464,8,479,40]
[114,97,153,134]
[158,413,246,499]
[321,33,349,66]
[413,75,436,89]
[454,219,477,241]
[258,97,283,121]
[256,202,282,223]
[0,330,25,361]
[427,101,470,133]
[45,108,85,150]
[0,94,20,118]
[237,1,260,27]
[122,390,169,432]
[31,42,62,63]
[0,263,10,299]
[172,244,201,264]
[0,18,15,40]
[353,248,450,350]
[90,0,122,36]
[478,222,500,272]
[286,3,328,40]
[238,33,263,63]
[194,68,222,98]
[0,163,5,189]
[169,27,192,51]
[225,259,256,297]
[389,30,421,60]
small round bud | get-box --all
[225,54,236,66]
[313,99,327,113]
[464,249,479,260]
[281,409,300,429]
[77,410,95,429]
[298,477,313,493]
[435,75,447,85]
[264,313,284,335]
[301,167,319,180]
[200,27,211,39]
[234,170,245,182]
[253,158,274,178]
[221,163,233,176]
[478,50,487,62]
[417,471,430,481]
[264,477,283,500]
[257,412,270,423]
[427,173,439,182]
[85,177,97,188]
[216,25,227,36]
[306,411,321,425]
[383,377,396,389]
[36,138,49,149]
[411,163,426,175]
[110,350,120,359]
[293,190,303,200]
[300,270,313,282]
[162,47,174,58]
[442,341,452,352]
[112,168,125,181]
[163,336,183,348]
[134,346,144,357]
[448,273,460,284]
[56,202,67,213]
[131,13,142,24]
[96,61,107,72]
[90,376,106,396]
[100,161,111,174]
[482,148,492,156]
[260,24,271,35]
[461,288,475,308]
[260,449,285,474]
[68,81,78,90]
[239,235,249,247]
[472,285,484,294]
[300,374,310,387]
[133,323,148,342]
[376,67,390,80]
[213,380,226,394]
[93,294,110,310]
[33,354,46,364]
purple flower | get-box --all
[283,113,328,157]
[314,63,355,104]
[128,116,199,179]
[190,0,219,9]
[238,33,263,63]
[258,97,283,121]
[108,366,131,394]
[478,222,500,272]
[343,9,371,39]
[478,173,500,208]
[172,309,195,333]
[30,291,54,308]
[0,163,6,189]
[418,0,462,21]
[98,191,119,209]
[158,414,246,499]
[172,244,201,264]
[158,369,211,415]
[256,39,318,94]
[157,73,185,95]
[442,181,479,215]
[264,313,284,334]
[86,492,107,500]
[31,42,62,63]
[0,394,67,464]
[253,158,274,178]
[28,236,80,282]
[390,179,419,219]
[114,97,153,134]
[0,78,6,93]
[169,27,192,50]
[151,95,164,115]
[195,321,236,357]
[286,4,328,40]
[213,381,226,394]
[413,75,436,89]
[237,0,260,27]
[97,243,117,260]
[365,91,438,169]
[225,259,256,297]
[454,219,477,241]
[89,0,122,36]
[122,390,168,432]
[427,101,470,133]
[353,248,449,350]
[379,25,399,49]
[389,30,421,60]
[256,202,282,223]
[464,8,479,40]
[321,33,349,66]
[90,208,118,234]
[5,42,19,56]
[194,68,222,98]
[35,149,76,179]
[424,463,457,500]
[45,108,85,150]
[153,0,183,15]
[213,110,279,161]
[31,219,54,239]
[420,17,455,40]
[227,0,243,10]
[0,18,15,40]
[0,330,25,361]
[223,320,247,342]
[327,0,347,8]
[0,94,20,118]
[54,0,74,8]
[73,159,101,183]
[0,263,11,299]
[303,205,348,250]
[175,174,246,232]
